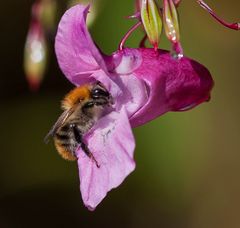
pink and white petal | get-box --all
[91,70,122,100]
[105,49,149,119]
[55,4,108,84]
[113,75,148,118]
[76,108,136,211]
[85,70,148,117]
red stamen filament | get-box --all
[119,21,142,51]
[197,0,240,30]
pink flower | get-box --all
[55,4,213,210]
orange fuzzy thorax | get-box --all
[61,86,91,110]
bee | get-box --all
[45,82,113,167]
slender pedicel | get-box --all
[125,12,141,20]
[197,0,240,30]
[118,21,142,51]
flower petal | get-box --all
[131,48,214,127]
[107,48,213,127]
[55,4,108,84]
[76,108,135,210]
[105,49,149,119]
[55,5,150,119]
[113,75,148,117]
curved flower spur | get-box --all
[52,2,214,210]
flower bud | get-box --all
[39,0,57,34]
[24,19,47,91]
[163,0,180,43]
[140,0,162,50]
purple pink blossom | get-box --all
[55,4,213,210]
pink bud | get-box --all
[24,18,47,91]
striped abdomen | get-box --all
[54,124,78,161]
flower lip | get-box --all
[77,108,136,210]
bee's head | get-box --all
[90,82,113,105]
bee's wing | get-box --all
[44,109,73,143]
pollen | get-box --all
[61,85,91,110]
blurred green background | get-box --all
[0,0,240,227]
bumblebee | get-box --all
[45,82,113,167]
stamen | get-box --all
[118,21,142,51]
[197,0,240,30]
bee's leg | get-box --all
[81,142,100,168]
[71,124,100,168]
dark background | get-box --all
[0,0,240,227]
